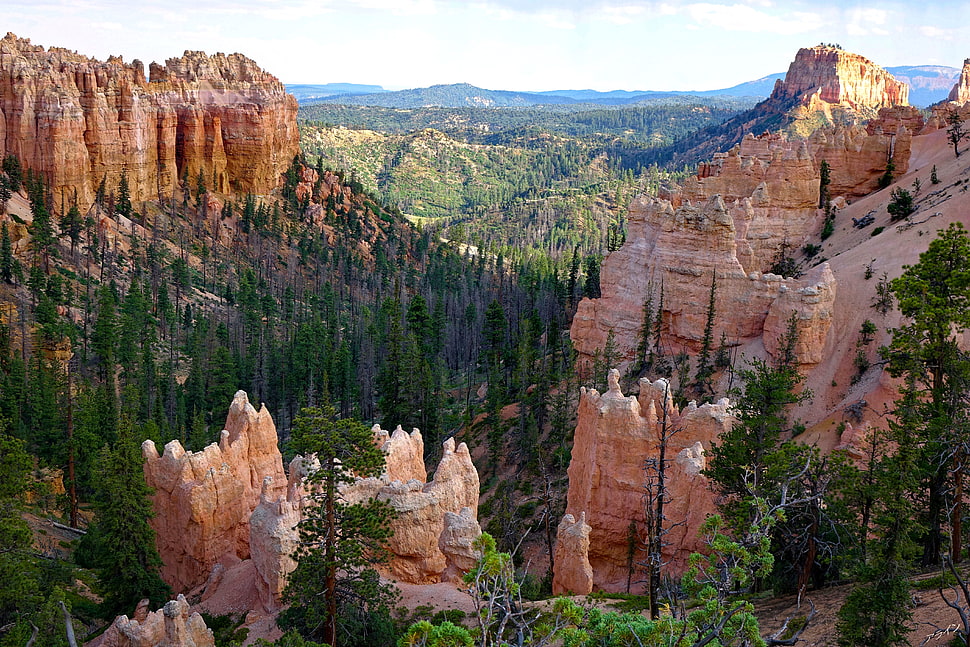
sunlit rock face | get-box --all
[563,371,728,593]
[0,32,298,211]
[142,391,286,594]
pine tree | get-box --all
[0,428,38,629]
[884,222,970,565]
[86,419,170,615]
[705,314,810,531]
[116,169,132,219]
[693,271,717,395]
[282,405,396,647]
[60,202,84,255]
[28,180,56,274]
[0,223,18,283]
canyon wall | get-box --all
[570,104,924,371]
[560,371,727,593]
[0,32,298,211]
[571,191,837,369]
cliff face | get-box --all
[772,46,909,111]
[0,33,297,211]
[142,391,286,594]
[571,192,837,369]
[561,371,727,593]
[569,104,926,372]
[948,59,970,103]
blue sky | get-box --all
[5,0,968,91]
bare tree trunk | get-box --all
[24,623,38,647]
[58,602,77,647]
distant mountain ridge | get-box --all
[288,63,959,109]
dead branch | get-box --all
[58,601,77,647]
[765,599,816,646]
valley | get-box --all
[2,22,970,647]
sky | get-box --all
[4,0,969,92]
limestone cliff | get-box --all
[772,46,908,111]
[0,33,297,211]
[571,192,837,370]
[562,371,727,593]
[948,59,970,104]
[142,391,286,593]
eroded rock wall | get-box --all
[562,371,727,593]
[570,192,837,370]
[0,32,297,211]
[142,391,285,593]
[771,45,908,110]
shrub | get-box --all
[887,187,915,221]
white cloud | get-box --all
[844,7,889,36]
[918,25,956,41]
[682,3,823,34]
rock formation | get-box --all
[771,45,908,112]
[439,507,483,582]
[249,476,301,611]
[571,191,837,370]
[142,391,285,593]
[552,513,593,595]
[948,59,970,104]
[563,371,728,593]
[0,33,298,211]
[99,595,214,647]
[340,435,482,583]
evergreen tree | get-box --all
[116,169,133,219]
[583,255,601,299]
[947,109,967,158]
[692,271,717,395]
[282,406,396,647]
[0,428,38,629]
[59,203,83,255]
[883,222,970,565]
[84,420,170,616]
[28,180,57,273]
[704,314,809,531]
[0,222,18,283]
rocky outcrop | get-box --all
[249,476,301,611]
[0,33,298,211]
[563,371,727,593]
[340,436,481,583]
[948,59,970,103]
[439,507,483,582]
[374,424,427,483]
[142,391,285,593]
[99,595,214,647]
[771,46,908,112]
[571,192,837,370]
[552,513,593,595]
